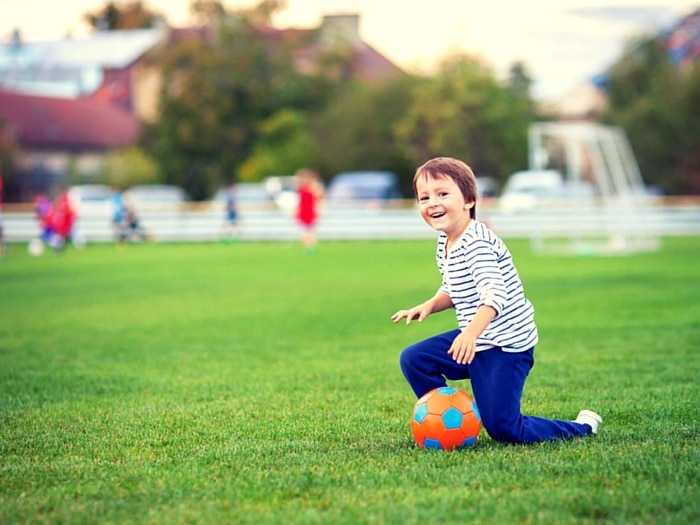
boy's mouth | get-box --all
[430,211,446,219]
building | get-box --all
[543,7,700,121]
[0,26,167,120]
[264,14,403,83]
[0,27,168,198]
[0,14,402,200]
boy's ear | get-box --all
[464,201,475,210]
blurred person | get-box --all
[295,168,323,251]
[48,189,76,251]
[30,193,53,256]
[111,186,126,242]
[392,156,601,444]
[114,191,149,244]
[34,193,53,248]
[120,205,148,243]
[31,189,76,253]
[222,183,241,241]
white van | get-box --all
[498,170,564,213]
[67,184,113,216]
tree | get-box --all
[0,119,19,201]
[103,146,161,188]
[602,35,700,194]
[148,8,320,199]
[310,76,416,187]
[507,61,534,100]
[238,109,320,181]
[85,1,161,31]
[394,55,532,186]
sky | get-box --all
[0,0,697,100]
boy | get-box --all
[392,157,601,444]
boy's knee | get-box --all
[399,346,415,371]
[483,419,523,444]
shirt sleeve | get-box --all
[466,239,507,316]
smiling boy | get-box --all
[392,157,601,444]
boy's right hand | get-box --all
[391,303,430,325]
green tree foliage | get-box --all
[310,77,416,187]
[149,15,316,200]
[239,109,320,181]
[142,1,536,199]
[103,146,161,189]
[602,35,700,194]
[507,60,534,101]
[85,1,160,31]
[0,119,18,201]
[395,55,532,185]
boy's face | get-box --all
[415,173,474,240]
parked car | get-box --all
[125,184,189,203]
[65,184,114,245]
[327,171,401,202]
[124,184,189,213]
[498,170,564,213]
[67,184,113,216]
[498,169,597,212]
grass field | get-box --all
[1,238,699,524]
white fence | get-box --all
[3,199,700,245]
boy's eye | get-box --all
[418,195,429,202]
[438,191,448,197]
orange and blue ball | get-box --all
[411,386,481,450]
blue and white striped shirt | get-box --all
[436,220,538,353]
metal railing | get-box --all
[2,198,699,244]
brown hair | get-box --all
[413,157,478,219]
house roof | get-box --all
[0,28,166,97]
[0,88,140,151]
[352,41,404,82]
[261,24,403,82]
[5,28,165,68]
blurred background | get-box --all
[0,1,698,250]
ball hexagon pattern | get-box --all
[411,386,481,450]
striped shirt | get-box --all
[436,220,538,353]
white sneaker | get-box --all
[575,410,602,435]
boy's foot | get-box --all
[575,410,602,435]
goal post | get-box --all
[526,121,660,255]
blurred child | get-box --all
[222,183,241,241]
[295,168,324,250]
[33,190,75,251]
[34,193,52,244]
[49,190,76,250]
[392,157,601,444]
[111,187,126,242]
[120,206,147,243]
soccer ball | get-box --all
[28,238,44,256]
[411,386,481,450]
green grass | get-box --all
[1,238,699,524]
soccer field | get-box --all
[1,239,698,524]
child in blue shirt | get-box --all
[392,157,601,443]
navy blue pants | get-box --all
[399,329,591,443]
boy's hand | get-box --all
[447,331,477,365]
[391,303,430,325]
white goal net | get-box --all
[526,121,661,255]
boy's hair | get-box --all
[413,157,478,219]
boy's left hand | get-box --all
[447,331,477,365]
